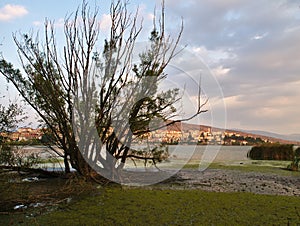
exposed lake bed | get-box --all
[6,145,300,196]
[169,168,300,196]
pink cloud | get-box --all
[0,4,28,21]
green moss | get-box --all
[183,160,300,176]
[1,162,300,225]
[37,157,63,164]
[35,187,300,225]
[208,161,300,176]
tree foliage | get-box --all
[0,96,30,168]
[247,143,294,161]
[289,147,300,171]
[0,1,205,180]
[0,101,26,134]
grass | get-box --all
[37,157,63,164]
[1,160,300,225]
[31,187,300,225]
[184,160,300,176]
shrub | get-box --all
[0,144,15,166]
[247,144,294,160]
[295,147,300,157]
[287,157,299,171]
[0,145,41,168]
[288,147,300,171]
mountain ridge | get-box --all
[240,130,300,143]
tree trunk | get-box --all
[68,147,95,178]
[64,153,71,174]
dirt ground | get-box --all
[0,170,95,214]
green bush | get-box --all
[295,147,300,157]
[287,157,299,171]
[288,147,300,171]
[247,144,294,160]
[0,144,15,166]
[0,145,41,168]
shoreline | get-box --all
[166,168,300,196]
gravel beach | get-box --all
[173,169,300,196]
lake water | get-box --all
[125,145,252,171]
[22,145,252,171]
[168,145,251,162]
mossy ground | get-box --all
[186,160,300,176]
[23,187,300,225]
[1,161,300,225]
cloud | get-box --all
[251,32,268,40]
[0,4,28,21]
[33,18,71,29]
[55,18,65,28]
[99,14,111,33]
[33,21,42,27]
[212,66,231,77]
[223,80,300,133]
[163,0,300,134]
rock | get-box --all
[22,177,39,182]
[175,169,300,196]
[14,204,27,210]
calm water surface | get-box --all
[24,145,252,170]
[126,145,252,170]
[168,145,251,162]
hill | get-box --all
[165,121,300,145]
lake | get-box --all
[22,145,252,171]
[169,145,251,162]
[125,145,252,171]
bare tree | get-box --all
[0,0,206,180]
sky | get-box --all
[0,0,300,135]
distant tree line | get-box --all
[224,134,264,145]
[247,143,294,161]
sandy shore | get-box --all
[172,169,300,196]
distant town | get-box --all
[136,123,294,145]
[2,122,298,146]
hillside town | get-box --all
[0,127,44,143]
[137,127,269,145]
[1,125,295,146]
